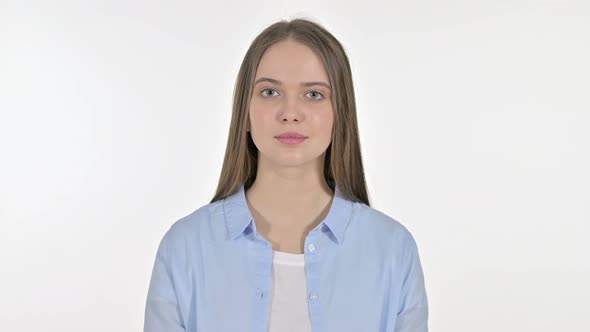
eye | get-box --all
[306,90,325,100]
[260,88,279,97]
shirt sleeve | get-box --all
[144,227,186,332]
[394,232,429,332]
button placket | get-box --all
[303,227,328,331]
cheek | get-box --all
[248,101,262,125]
[315,110,334,133]
[249,106,272,130]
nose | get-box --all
[278,96,304,123]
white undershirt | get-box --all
[267,250,312,332]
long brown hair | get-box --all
[209,17,371,206]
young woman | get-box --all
[144,18,428,332]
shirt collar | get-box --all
[223,183,354,244]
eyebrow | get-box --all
[254,77,332,91]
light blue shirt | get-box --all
[144,183,428,331]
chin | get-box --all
[273,154,325,169]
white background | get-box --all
[1,0,588,331]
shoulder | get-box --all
[350,202,422,268]
[353,203,424,278]
[156,200,224,255]
[353,202,416,245]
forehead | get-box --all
[255,40,329,82]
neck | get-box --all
[244,157,334,232]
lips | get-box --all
[275,131,307,139]
[275,131,307,145]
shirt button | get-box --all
[309,292,318,300]
[307,244,316,252]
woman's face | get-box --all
[248,39,334,170]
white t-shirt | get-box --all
[267,250,312,332]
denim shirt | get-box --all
[144,184,428,331]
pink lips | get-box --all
[275,131,307,145]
